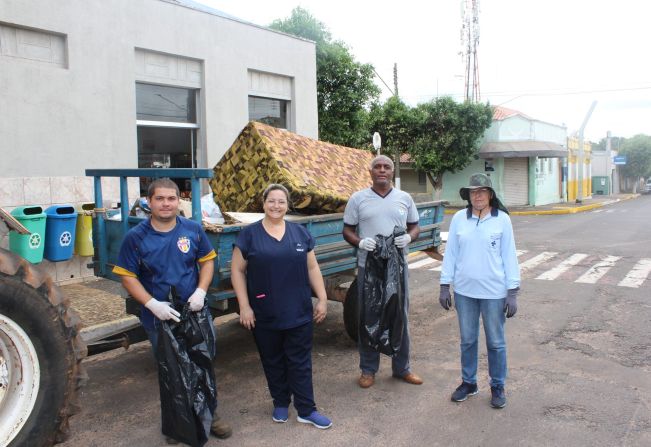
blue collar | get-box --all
[466,206,498,219]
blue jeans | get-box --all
[144,321,161,358]
[358,265,411,377]
[454,293,507,387]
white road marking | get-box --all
[408,257,438,269]
[606,209,615,213]
[575,256,622,284]
[618,259,651,288]
[409,248,649,288]
[520,252,558,273]
[537,253,589,280]
[592,209,604,213]
[429,261,443,272]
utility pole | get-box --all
[393,62,401,190]
[461,0,481,102]
[576,100,597,202]
[606,131,612,195]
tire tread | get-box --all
[0,248,87,446]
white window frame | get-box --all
[136,84,202,168]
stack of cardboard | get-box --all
[210,121,374,215]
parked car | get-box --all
[644,179,651,194]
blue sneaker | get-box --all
[297,411,332,429]
[272,407,289,423]
[490,385,507,409]
[451,381,478,402]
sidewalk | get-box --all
[444,193,639,216]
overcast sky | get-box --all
[198,0,649,143]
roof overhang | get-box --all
[479,141,568,158]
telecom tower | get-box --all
[461,0,480,102]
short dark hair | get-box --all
[147,178,180,199]
[262,183,290,202]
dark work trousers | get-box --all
[252,321,316,418]
[357,265,411,376]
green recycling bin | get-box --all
[9,206,47,263]
[74,203,95,257]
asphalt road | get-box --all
[60,196,651,447]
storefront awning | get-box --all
[479,141,568,158]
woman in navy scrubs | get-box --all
[231,184,332,429]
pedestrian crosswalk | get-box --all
[408,250,651,288]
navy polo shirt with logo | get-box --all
[235,220,315,330]
[113,216,216,329]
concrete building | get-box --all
[441,106,568,207]
[0,0,318,282]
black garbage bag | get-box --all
[359,227,406,356]
[157,302,217,447]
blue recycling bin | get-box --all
[44,205,78,262]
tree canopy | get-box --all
[368,96,493,188]
[410,98,493,188]
[270,7,379,148]
[619,134,651,179]
[592,135,626,152]
[367,96,420,158]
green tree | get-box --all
[592,135,626,151]
[619,134,651,185]
[367,96,420,158]
[270,7,379,147]
[409,97,493,189]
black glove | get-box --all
[439,284,451,310]
[504,288,519,318]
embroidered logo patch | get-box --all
[177,236,191,253]
[296,243,305,252]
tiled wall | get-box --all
[0,176,140,284]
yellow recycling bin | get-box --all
[74,203,95,257]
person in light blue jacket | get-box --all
[439,173,520,409]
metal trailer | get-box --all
[85,168,445,345]
[0,167,445,446]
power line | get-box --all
[401,84,651,103]
[372,67,395,96]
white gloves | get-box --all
[358,237,377,251]
[187,288,207,312]
[394,234,412,249]
[145,298,181,322]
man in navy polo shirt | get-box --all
[113,178,232,443]
[343,155,424,389]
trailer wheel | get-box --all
[0,249,87,447]
[343,278,359,342]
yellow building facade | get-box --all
[567,137,592,201]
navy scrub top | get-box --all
[235,220,315,330]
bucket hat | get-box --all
[459,173,495,201]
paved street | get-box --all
[60,196,651,447]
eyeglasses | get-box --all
[469,188,490,196]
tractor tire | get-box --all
[0,248,87,447]
[343,278,359,342]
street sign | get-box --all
[613,155,627,165]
